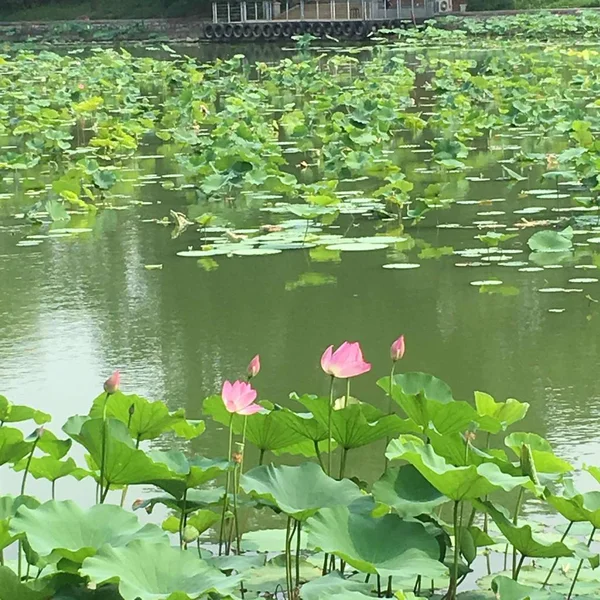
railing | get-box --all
[211,0,435,22]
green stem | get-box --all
[387,575,394,597]
[384,363,396,471]
[179,488,188,549]
[218,414,234,556]
[567,526,596,600]
[511,488,525,578]
[313,440,325,471]
[285,517,293,600]
[514,553,526,581]
[543,521,573,587]
[232,464,241,555]
[322,552,328,576]
[238,416,248,491]
[100,482,111,503]
[295,520,302,587]
[98,392,110,504]
[377,574,382,597]
[258,448,266,466]
[20,437,40,496]
[327,375,335,477]
[339,447,348,480]
[449,500,461,600]
[51,480,56,501]
[345,378,350,407]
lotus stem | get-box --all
[179,488,188,549]
[327,375,335,476]
[513,554,526,580]
[322,552,329,576]
[543,521,573,587]
[345,378,350,408]
[218,414,235,556]
[313,441,325,471]
[51,480,56,501]
[285,516,293,600]
[377,574,382,597]
[384,363,396,471]
[295,520,302,587]
[448,500,461,600]
[20,436,40,496]
[258,448,265,466]
[511,488,525,578]
[232,464,241,554]
[567,526,596,600]
[98,392,110,503]
[238,416,248,490]
[413,575,421,596]
[339,447,348,480]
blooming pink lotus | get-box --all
[103,370,120,395]
[390,335,406,362]
[222,380,261,415]
[320,342,371,379]
[247,355,261,379]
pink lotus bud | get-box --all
[320,341,371,379]
[390,335,406,362]
[103,370,120,395]
[221,380,261,415]
[247,355,261,379]
[78,83,85,90]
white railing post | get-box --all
[347,0,350,18]
[300,0,305,19]
[332,0,336,19]
[317,0,320,19]
[212,2,218,22]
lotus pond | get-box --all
[2,13,600,600]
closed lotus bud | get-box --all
[520,443,540,486]
[26,426,45,442]
[183,525,200,544]
[128,403,135,417]
[390,335,406,362]
[247,355,261,379]
[103,370,120,395]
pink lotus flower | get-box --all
[247,355,261,379]
[103,370,120,395]
[222,380,261,415]
[390,335,406,362]
[320,342,371,379]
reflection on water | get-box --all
[1,50,600,507]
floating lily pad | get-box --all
[382,263,421,269]
[326,243,388,252]
[231,248,283,257]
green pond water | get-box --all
[0,42,599,506]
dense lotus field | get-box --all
[2,12,600,600]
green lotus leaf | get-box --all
[300,572,373,600]
[527,228,573,253]
[240,528,309,553]
[90,392,204,442]
[0,427,33,466]
[209,553,266,573]
[386,438,528,501]
[36,429,71,460]
[11,501,167,565]
[0,566,47,600]
[298,396,417,449]
[0,397,50,425]
[306,505,446,578]
[63,417,176,487]
[186,510,220,535]
[546,481,600,528]
[377,373,478,435]
[372,465,447,517]
[12,456,88,483]
[491,574,563,599]
[133,488,225,515]
[81,540,238,600]
[505,433,572,474]
[279,400,330,442]
[240,463,362,520]
[474,392,529,434]
[475,500,573,559]
[146,450,231,499]
[0,495,40,551]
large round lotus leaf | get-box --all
[0,566,46,600]
[300,572,373,600]
[372,465,447,517]
[491,574,563,599]
[306,506,446,578]
[297,396,417,449]
[240,463,362,520]
[505,432,572,474]
[0,427,32,467]
[81,540,238,600]
[12,456,88,483]
[146,450,231,499]
[386,439,528,501]
[527,228,573,252]
[474,391,529,434]
[11,501,167,564]
[89,392,205,442]
[474,500,572,559]
[0,396,50,425]
[376,373,478,436]
[0,495,39,551]
[63,417,176,487]
[546,483,600,528]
